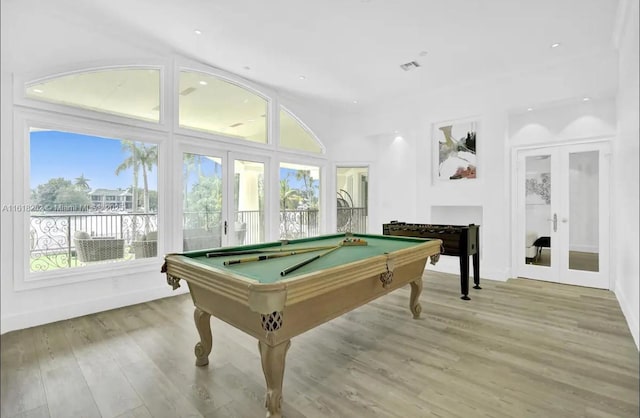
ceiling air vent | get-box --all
[229,122,244,128]
[399,61,421,71]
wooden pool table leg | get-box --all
[258,339,291,418]
[409,278,423,319]
[193,307,212,366]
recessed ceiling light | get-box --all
[199,80,208,86]
[352,100,358,104]
[194,29,202,35]
[419,51,428,57]
[298,75,306,80]
[33,88,44,93]
[551,42,561,48]
[527,107,533,111]
[583,97,590,101]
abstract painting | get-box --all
[433,119,478,181]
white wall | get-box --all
[613,0,639,348]
[0,1,189,334]
[335,50,618,281]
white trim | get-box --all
[427,255,509,281]
[615,280,640,350]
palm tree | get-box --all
[115,140,140,211]
[74,174,91,191]
[280,178,301,210]
[138,144,158,215]
[115,141,158,235]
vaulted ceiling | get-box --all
[4,0,622,107]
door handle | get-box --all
[546,213,558,232]
[224,220,228,234]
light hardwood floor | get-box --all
[2,271,638,418]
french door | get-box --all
[182,149,267,250]
[514,142,610,288]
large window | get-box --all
[26,68,161,122]
[18,64,329,281]
[179,71,268,143]
[279,162,320,239]
[29,128,158,272]
[279,107,323,154]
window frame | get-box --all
[9,59,330,290]
[14,62,169,132]
[174,61,276,150]
[12,108,168,290]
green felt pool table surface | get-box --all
[178,233,435,284]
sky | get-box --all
[30,130,158,191]
[31,130,317,195]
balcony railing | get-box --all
[337,207,367,234]
[30,212,158,271]
[29,207,367,271]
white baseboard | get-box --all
[0,285,190,335]
[615,282,640,350]
[426,255,509,282]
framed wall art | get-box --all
[432,118,479,182]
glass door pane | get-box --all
[279,162,320,239]
[336,166,369,233]
[231,159,265,245]
[524,155,553,267]
[567,151,599,272]
[182,153,223,251]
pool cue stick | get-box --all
[223,246,337,265]
[280,244,342,276]
[206,245,336,258]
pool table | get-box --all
[162,233,441,418]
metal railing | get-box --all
[337,207,367,233]
[29,207,367,271]
[30,212,158,271]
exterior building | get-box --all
[88,188,132,211]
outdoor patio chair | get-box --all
[74,231,125,262]
[133,231,158,258]
[183,228,221,251]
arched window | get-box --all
[179,70,268,144]
[26,68,161,122]
[279,107,324,154]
